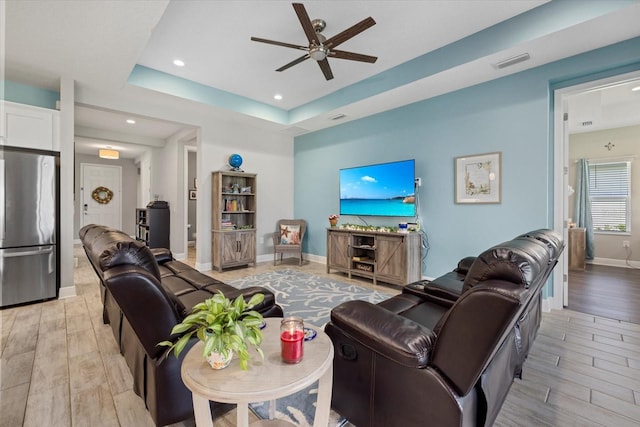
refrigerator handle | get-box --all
[0,158,4,241]
[3,247,54,258]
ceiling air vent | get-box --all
[330,113,347,121]
[492,53,530,70]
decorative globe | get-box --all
[229,154,243,170]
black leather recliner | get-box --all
[79,224,284,426]
[326,229,563,427]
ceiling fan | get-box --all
[251,3,377,81]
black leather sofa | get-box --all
[79,224,283,426]
[326,229,563,427]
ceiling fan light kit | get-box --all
[309,46,328,61]
[251,2,377,81]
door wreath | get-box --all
[92,186,114,204]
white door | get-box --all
[81,163,122,230]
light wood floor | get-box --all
[1,247,639,426]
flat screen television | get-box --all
[340,159,416,217]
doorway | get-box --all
[553,70,640,319]
[80,163,122,230]
[184,145,197,265]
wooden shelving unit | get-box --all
[211,171,257,272]
[135,204,170,249]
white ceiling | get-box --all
[568,79,640,134]
[4,1,640,159]
[73,104,193,158]
[137,1,545,110]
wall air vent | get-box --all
[492,53,530,70]
[581,121,593,127]
[330,113,347,121]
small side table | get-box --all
[181,318,334,427]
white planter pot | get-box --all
[206,350,232,369]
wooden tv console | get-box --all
[326,228,422,286]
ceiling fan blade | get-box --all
[293,3,320,46]
[276,54,310,72]
[317,58,334,81]
[330,50,377,63]
[251,37,308,51]
[324,17,376,49]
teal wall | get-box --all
[294,37,640,283]
[3,80,59,109]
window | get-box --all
[588,161,631,233]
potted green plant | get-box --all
[159,292,265,370]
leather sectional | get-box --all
[326,229,563,427]
[79,224,283,426]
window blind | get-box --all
[588,161,631,232]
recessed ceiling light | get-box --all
[173,59,185,67]
[274,94,283,100]
[126,119,136,124]
[632,86,640,92]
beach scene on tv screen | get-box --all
[340,160,415,217]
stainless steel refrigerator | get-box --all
[1,146,59,308]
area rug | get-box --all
[229,270,392,426]
[230,269,391,327]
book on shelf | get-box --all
[352,256,370,261]
[221,220,235,230]
[223,198,242,211]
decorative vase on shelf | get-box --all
[329,219,338,227]
[206,350,233,370]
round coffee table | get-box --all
[181,318,334,427]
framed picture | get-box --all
[189,190,197,200]
[455,152,501,204]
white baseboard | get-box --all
[174,252,186,261]
[196,261,212,271]
[542,297,552,313]
[59,285,77,299]
[305,253,326,264]
[257,253,327,265]
[257,253,273,264]
[589,257,640,269]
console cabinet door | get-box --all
[220,231,255,265]
[327,231,350,269]
[376,234,406,283]
[237,230,256,264]
[221,233,239,264]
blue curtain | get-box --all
[574,159,595,259]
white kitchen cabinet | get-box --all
[0,101,60,151]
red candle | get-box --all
[281,329,304,363]
[280,316,305,364]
